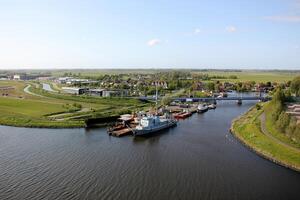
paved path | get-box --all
[23,85,44,97]
[260,112,300,153]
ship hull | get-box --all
[133,121,177,136]
[197,108,208,113]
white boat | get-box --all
[208,104,216,109]
[197,104,208,113]
[133,115,177,136]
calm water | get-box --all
[0,101,300,200]
[42,83,55,92]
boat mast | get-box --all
[155,81,158,114]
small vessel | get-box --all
[173,110,192,119]
[208,104,216,109]
[197,104,208,113]
[236,99,242,105]
[133,115,177,136]
[133,82,177,136]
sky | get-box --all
[0,0,300,69]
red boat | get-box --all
[173,112,192,119]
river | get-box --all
[0,100,300,200]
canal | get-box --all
[0,100,299,200]
[42,83,56,92]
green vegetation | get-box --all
[290,76,300,96]
[0,80,149,128]
[231,77,300,171]
[0,97,85,128]
[264,87,300,145]
[232,106,300,171]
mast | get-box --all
[155,81,158,114]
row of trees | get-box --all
[269,87,299,142]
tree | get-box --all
[206,82,215,92]
[291,76,300,96]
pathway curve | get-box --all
[23,85,44,97]
[260,112,300,153]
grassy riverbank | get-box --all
[231,104,300,172]
[0,81,149,128]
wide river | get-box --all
[0,100,300,200]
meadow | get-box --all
[0,80,148,128]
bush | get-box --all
[256,104,262,110]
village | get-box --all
[0,71,282,99]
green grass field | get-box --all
[232,106,300,171]
[49,69,299,83]
[0,80,149,128]
[193,71,298,82]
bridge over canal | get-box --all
[138,96,271,103]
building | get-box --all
[102,90,128,97]
[57,77,99,85]
[13,74,39,80]
[62,87,88,95]
[88,89,105,96]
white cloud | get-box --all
[264,15,300,22]
[194,28,202,35]
[226,26,237,33]
[147,39,161,47]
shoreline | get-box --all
[230,106,300,172]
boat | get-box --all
[133,115,177,136]
[173,110,192,119]
[197,104,208,113]
[133,82,177,136]
[208,104,216,109]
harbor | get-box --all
[0,100,299,200]
[107,102,216,137]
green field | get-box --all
[192,71,298,82]
[41,69,299,83]
[231,105,300,171]
[0,80,149,128]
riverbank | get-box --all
[230,104,300,172]
[0,81,149,128]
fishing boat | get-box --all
[197,104,208,113]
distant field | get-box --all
[48,69,299,83]
[193,71,298,83]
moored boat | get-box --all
[197,104,208,113]
[208,104,216,109]
[133,115,177,136]
[173,110,192,119]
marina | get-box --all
[0,100,299,200]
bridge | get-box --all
[138,96,271,103]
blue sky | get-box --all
[0,0,300,69]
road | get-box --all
[260,112,300,153]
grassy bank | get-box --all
[0,80,149,128]
[231,105,300,172]
[0,97,86,128]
